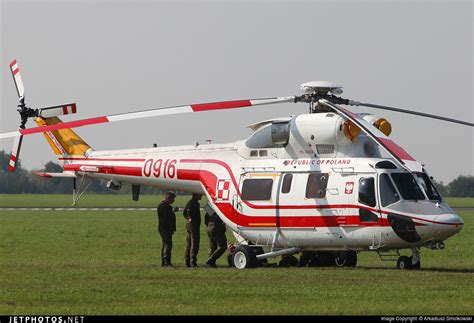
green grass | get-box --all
[0,196,473,314]
[0,194,199,208]
[1,194,472,208]
[443,197,474,208]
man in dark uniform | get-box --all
[157,191,176,267]
[183,193,202,267]
[204,204,227,268]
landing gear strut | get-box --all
[397,248,421,270]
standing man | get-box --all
[157,191,176,267]
[183,193,202,267]
[204,205,227,268]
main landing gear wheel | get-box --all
[232,246,257,269]
[334,251,358,267]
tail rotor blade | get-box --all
[9,135,24,172]
[353,102,473,127]
[10,59,25,99]
[39,103,77,118]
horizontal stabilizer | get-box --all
[34,171,77,178]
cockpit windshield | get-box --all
[415,172,441,201]
[390,173,425,201]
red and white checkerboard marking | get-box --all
[216,179,231,200]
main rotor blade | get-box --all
[9,135,24,172]
[0,97,295,139]
[354,102,473,127]
[320,99,423,173]
[10,59,25,99]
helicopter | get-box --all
[2,59,472,269]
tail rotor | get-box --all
[7,59,78,172]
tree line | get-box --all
[0,150,473,196]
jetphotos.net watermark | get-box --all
[7,317,84,323]
[381,317,473,323]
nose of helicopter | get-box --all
[433,213,464,236]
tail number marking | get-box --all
[143,159,177,178]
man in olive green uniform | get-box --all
[183,193,202,267]
[157,192,176,267]
[204,205,227,268]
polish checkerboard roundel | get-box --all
[216,179,231,200]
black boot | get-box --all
[206,258,217,268]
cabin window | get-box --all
[259,150,268,157]
[305,173,329,199]
[380,173,400,207]
[250,150,258,157]
[358,177,376,207]
[281,174,293,194]
[241,178,273,201]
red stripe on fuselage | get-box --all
[177,166,390,227]
[178,159,452,227]
[191,100,252,112]
[180,158,385,213]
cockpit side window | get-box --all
[380,173,400,207]
[415,173,441,201]
[390,173,425,201]
[358,177,376,207]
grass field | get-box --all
[0,195,473,315]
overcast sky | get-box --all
[0,0,472,183]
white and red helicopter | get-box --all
[2,59,472,269]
